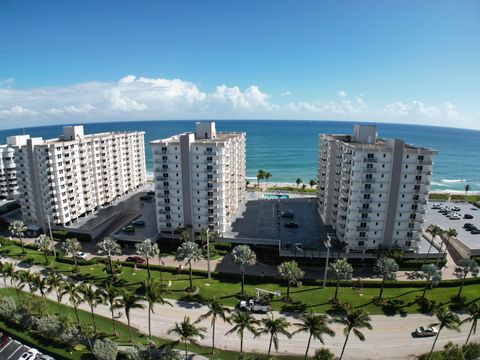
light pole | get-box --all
[46,214,56,257]
[206,228,211,279]
[322,235,331,288]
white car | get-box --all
[414,326,438,337]
[75,252,88,260]
[18,349,39,360]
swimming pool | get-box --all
[263,194,289,199]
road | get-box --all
[2,258,479,360]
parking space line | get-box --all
[0,339,13,353]
[7,344,24,359]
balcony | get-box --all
[417,159,433,165]
[356,226,370,231]
[363,158,377,163]
[362,178,375,184]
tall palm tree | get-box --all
[175,241,203,290]
[257,314,291,356]
[9,220,27,255]
[278,260,304,300]
[104,285,123,336]
[28,272,48,299]
[309,179,317,188]
[444,228,458,249]
[462,302,480,345]
[256,169,265,188]
[426,307,460,360]
[335,304,372,360]
[120,290,145,342]
[294,311,335,360]
[135,238,159,279]
[0,262,14,289]
[97,237,122,282]
[79,283,105,333]
[168,316,207,359]
[198,297,232,353]
[46,272,65,315]
[225,311,259,353]
[143,279,172,339]
[465,184,470,194]
[62,238,82,273]
[61,280,82,325]
[425,224,443,260]
[329,259,353,301]
[231,245,257,295]
[264,172,272,188]
[453,258,479,298]
[35,234,51,264]
[296,178,303,188]
[10,268,23,299]
[179,228,190,243]
[375,257,399,298]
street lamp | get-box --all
[322,235,331,288]
[46,214,56,257]
[206,228,211,279]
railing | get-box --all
[363,158,377,163]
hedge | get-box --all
[51,230,91,242]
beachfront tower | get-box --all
[151,122,246,238]
[317,124,437,253]
[0,135,30,200]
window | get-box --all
[358,241,364,246]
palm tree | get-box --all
[421,263,442,298]
[465,184,470,194]
[79,283,105,333]
[329,259,353,301]
[35,234,51,264]
[426,307,460,360]
[256,169,265,188]
[257,314,291,356]
[175,241,203,290]
[9,220,27,255]
[453,258,479,298]
[97,237,122,282]
[135,238,159,279]
[296,178,302,188]
[425,224,443,260]
[168,316,206,359]
[14,269,29,297]
[198,297,232,353]
[120,290,145,342]
[375,257,399,298]
[443,228,458,249]
[277,260,304,300]
[61,280,82,325]
[143,279,172,339]
[28,272,48,299]
[179,228,190,243]
[0,262,14,289]
[294,311,335,360]
[104,285,123,336]
[264,172,272,188]
[62,238,82,273]
[309,179,317,188]
[335,304,372,360]
[79,324,95,351]
[226,311,259,353]
[46,272,64,314]
[231,245,256,295]
[461,302,480,345]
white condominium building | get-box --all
[11,125,146,230]
[318,125,437,253]
[151,122,246,237]
[0,136,30,199]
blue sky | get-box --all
[0,0,479,129]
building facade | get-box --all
[0,135,29,199]
[317,125,437,253]
[11,126,146,230]
[151,122,246,237]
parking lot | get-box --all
[224,196,328,250]
[0,334,53,360]
[425,201,480,251]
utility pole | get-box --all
[46,214,56,257]
[322,235,331,288]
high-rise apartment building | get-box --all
[151,122,246,237]
[317,125,437,253]
[11,126,146,230]
[0,136,29,199]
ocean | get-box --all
[1,120,479,191]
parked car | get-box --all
[75,252,88,260]
[39,355,55,360]
[464,223,474,229]
[431,204,441,209]
[452,206,461,211]
[131,219,145,226]
[464,214,474,219]
[19,349,40,360]
[125,256,146,264]
[122,225,135,233]
[281,210,294,218]
[414,326,438,337]
[284,222,299,228]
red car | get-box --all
[125,256,146,264]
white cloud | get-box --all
[0,74,475,129]
[0,78,14,88]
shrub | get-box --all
[415,296,435,312]
[124,344,183,360]
[93,338,118,360]
[463,342,480,360]
[314,348,336,360]
[0,295,16,320]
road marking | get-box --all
[0,339,13,353]
[7,344,25,359]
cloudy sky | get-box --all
[0,0,479,130]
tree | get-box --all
[426,307,461,360]
[0,262,14,289]
[453,259,479,298]
[198,297,232,353]
[294,311,335,360]
[121,290,145,342]
[329,259,353,300]
[375,257,399,298]
[80,283,105,333]
[92,338,118,360]
[442,342,464,360]
[461,302,480,345]
[277,260,304,300]
[296,178,302,188]
[226,311,259,353]
[313,348,336,360]
[232,245,256,295]
[257,314,291,356]
[35,234,51,264]
[175,241,203,290]
[61,280,82,325]
[135,238,159,279]
[444,228,458,249]
[168,316,207,359]
[9,220,27,255]
[335,303,372,360]
[104,285,123,336]
[143,279,172,339]
[421,264,442,298]
[465,184,471,194]
[178,228,190,243]
[97,237,122,282]
[62,238,82,273]
[79,324,95,351]
[264,172,272,188]
[46,272,65,315]
[28,273,48,300]
[309,179,317,188]
[425,224,443,260]
[256,169,265,187]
